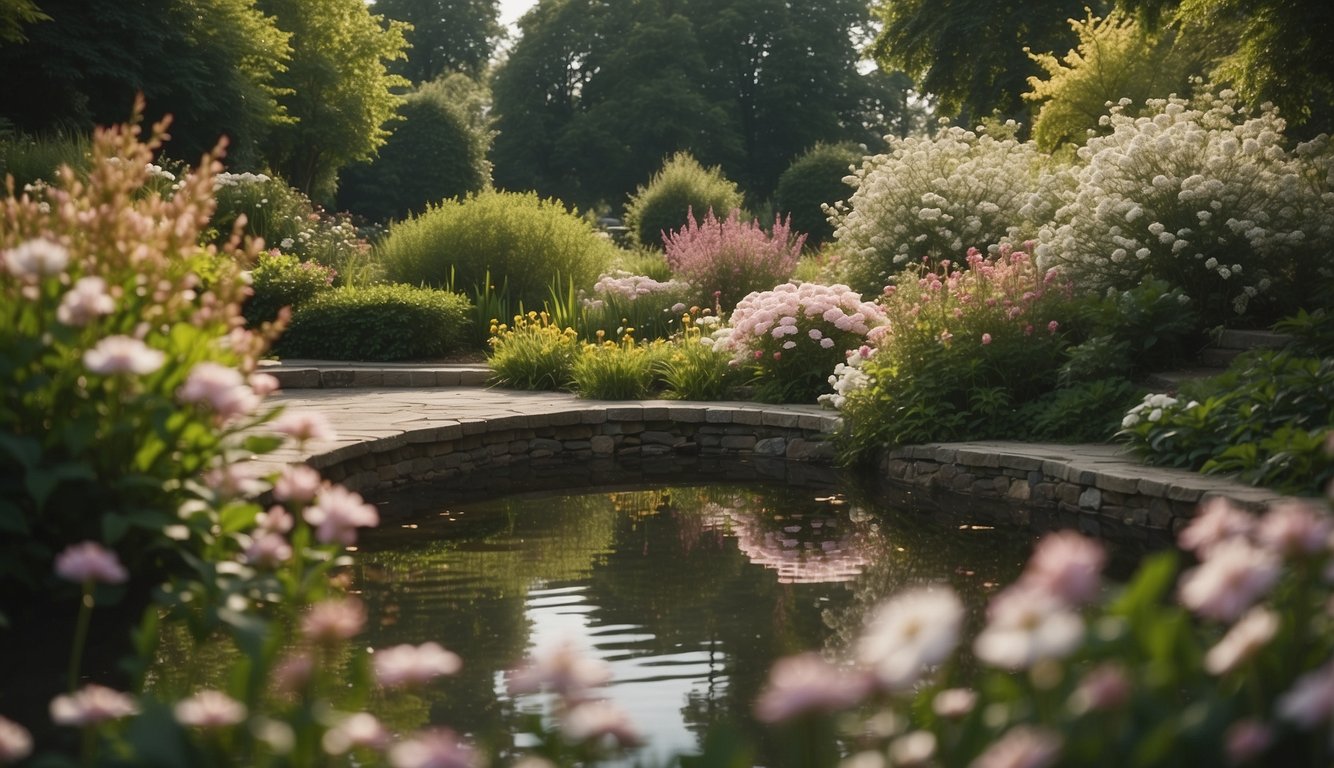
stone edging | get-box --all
[295,404,843,493]
[879,441,1285,536]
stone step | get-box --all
[1215,329,1291,351]
[268,365,491,389]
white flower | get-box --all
[974,586,1083,669]
[1178,539,1281,622]
[174,690,247,728]
[57,276,115,325]
[4,237,69,277]
[83,335,165,375]
[373,642,463,688]
[856,586,964,689]
[50,685,138,726]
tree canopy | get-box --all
[372,0,501,82]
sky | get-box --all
[498,0,536,29]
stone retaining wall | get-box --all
[303,405,841,493]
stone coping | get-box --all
[259,359,490,389]
[255,387,1291,535]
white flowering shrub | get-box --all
[715,282,887,403]
[817,345,876,410]
[826,121,1055,294]
[1037,89,1334,323]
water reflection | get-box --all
[352,482,1033,762]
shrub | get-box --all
[773,142,862,247]
[827,122,1052,295]
[336,77,492,223]
[277,284,471,361]
[487,311,580,390]
[1119,349,1334,494]
[569,334,665,400]
[0,114,274,596]
[715,281,886,404]
[1036,89,1334,326]
[579,271,693,342]
[622,152,744,249]
[657,320,739,401]
[243,251,336,326]
[0,131,91,189]
[835,246,1076,459]
[664,208,804,310]
[209,171,312,250]
[379,190,618,310]
[1066,278,1202,378]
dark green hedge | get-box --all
[277,284,473,361]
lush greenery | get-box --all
[773,142,862,248]
[622,153,745,249]
[380,191,618,311]
[277,283,472,361]
[335,76,493,224]
[373,0,501,82]
[242,252,337,327]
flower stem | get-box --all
[68,582,95,691]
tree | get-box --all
[258,0,409,200]
[869,0,1102,124]
[0,0,47,43]
[0,0,290,165]
[1024,10,1206,151]
[1116,0,1334,136]
[372,0,501,82]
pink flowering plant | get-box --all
[663,207,805,310]
[835,245,1092,458]
[578,270,693,342]
[714,281,887,403]
[747,495,1334,768]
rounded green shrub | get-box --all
[277,284,472,361]
[773,142,862,247]
[242,252,337,326]
[623,152,744,248]
[336,78,491,223]
[209,171,314,250]
[379,190,618,310]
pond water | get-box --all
[351,479,1037,764]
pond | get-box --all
[351,475,1039,764]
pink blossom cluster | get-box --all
[716,282,886,365]
[663,208,804,308]
[507,639,640,751]
[584,271,691,308]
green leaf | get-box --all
[240,434,285,455]
[26,461,96,511]
[0,499,29,534]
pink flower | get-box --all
[243,533,292,568]
[272,652,315,693]
[178,362,260,420]
[174,690,247,728]
[304,486,379,545]
[273,465,323,504]
[1256,500,1332,557]
[249,372,281,396]
[1204,607,1278,675]
[1178,539,1280,622]
[1224,719,1273,765]
[932,688,977,718]
[323,712,388,755]
[560,700,641,748]
[1276,660,1334,729]
[889,731,937,767]
[54,541,128,585]
[1021,531,1106,606]
[754,653,870,723]
[974,586,1083,670]
[203,462,267,498]
[1179,497,1256,554]
[271,411,337,443]
[50,685,138,726]
[1047,320,1059,334]
[373,642,463,688]
[4,238,68,277]
[981,333,992,345]
[255,505,295,534]
[507,638,612,700]
[1068,664,1131,714]
[388,728,478,768]
[856,586,964,690]
[83,335,164,375]
[57,276,115,326]
[969,726,1062,768]
[0,716,32,764]
[301,598,366,643]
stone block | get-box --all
[755,437,787,456]
[730,410,764,426]
[382,370,413,387]
[1078,487,1102,510]
[761,411,801,429]
[589,435,615,455]
[641,431,679,446]
[721,435,757,451]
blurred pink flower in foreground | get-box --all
[272,411,337,443]
[389,728,478,768]
[933,688,977,719]
[1020,531,1106,606]
[1276,660,1334,729]
[974,586,1083,670]
[1257,500,1332,557]
[54,541,128,585]
[177,362,260,420]
[273,465,323,504]
[174,690,247,728]
[856,586,963,690]
[1225,719,1273,765]
[507,638,612,701]
[304,486,379,545]
[0,716,32,764]
[374,642,463,688]
[83,335,165,375]
[323,712,388,755]
[1178,539,1280,622]
[57,276,115,326]
[1204,607,1279,675]
[1178,497,1256,554]
[754,652,870,723]
[50,685,138,726]
[1068,663,1131,714]
[4,238,69,277]
[301,598,366,643]
[561,700,642,748]
[969,726,1062,768]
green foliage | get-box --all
[373,0,501,81]
[1068,278,1202,377]
[487,311,580,391]
[1013,377,1144,442]
[869,0,1091,122]
[1119,349,1334,494]
[0,0,46,42]
[277,283,472,361]
[0,115,271,595]
[0,131,90,189]
[773,142,861,248]
[242,252,336,326]
[623,153,744,249]
[336,76,493,223]
[209,171,313,251]
[1024,10,1207,151]
[379,190,618,310]
[569,335,665,400]
[576,272,694,343]
[656,327,739,401]
[257,0,410,200]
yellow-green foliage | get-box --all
[379,190,618,310]
[1024,10,1206,152]
[570,332,666,400]
[623,152,744,249]
[487,310,581,390]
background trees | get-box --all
[371,0,502,82]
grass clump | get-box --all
[488,311,580,390]
[277,284,471,361]
[570,332,665,400]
